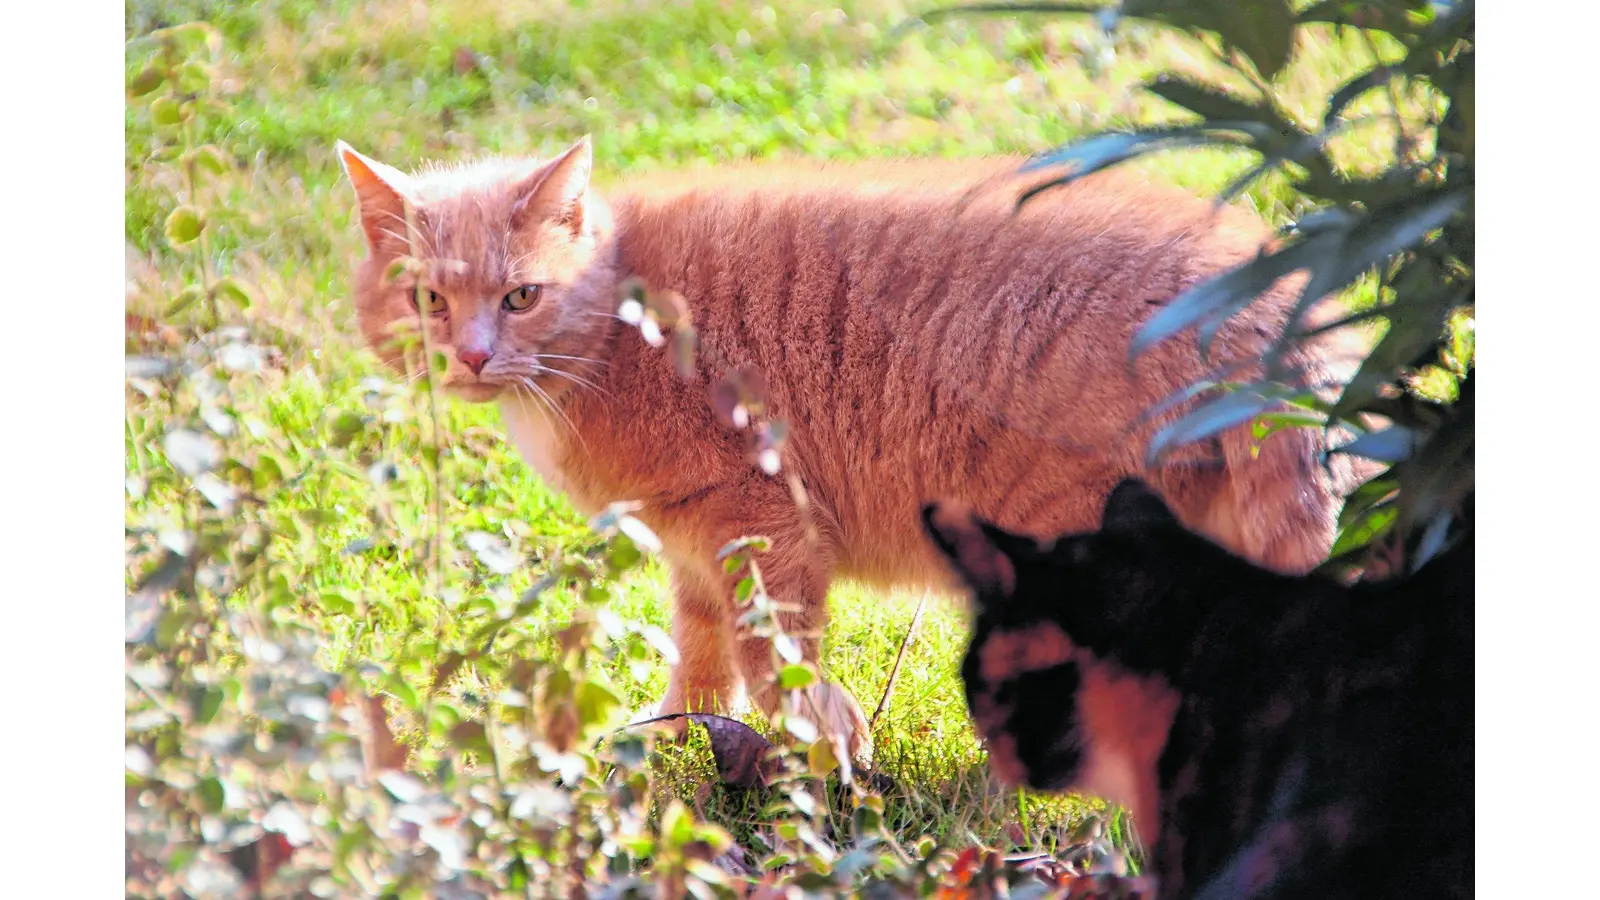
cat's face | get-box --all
[336,137,616,403]
[923,480,1186,840]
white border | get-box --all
[2,3,126,893]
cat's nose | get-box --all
[458,348,492,376]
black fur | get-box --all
[926,478,1473,900]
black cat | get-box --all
[924,478,1472,900]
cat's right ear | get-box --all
[922,503,1020,599]
[335,141,415,250]
[510,135,594,235]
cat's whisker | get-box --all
[529,363,610,398]
[514,375,588,453]
[534,353,611,369]
[502,358,610,400]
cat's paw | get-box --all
[797,680,873,765]
[644,685,749,744]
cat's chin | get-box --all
[446,383,505,403]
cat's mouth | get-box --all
[446,382,505,403]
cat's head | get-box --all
[922,479,1191,840]
[335,137,618,403]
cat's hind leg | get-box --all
[733,545,872,764]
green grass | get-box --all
[125,0,1393,866]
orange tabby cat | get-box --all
[335,136,1364,760]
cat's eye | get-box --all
[411,288,449,317]
[503,285,541,312]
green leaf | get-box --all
[1331,426,1417,464]
[1127,0,1297,79]
[576,679,622,730]
[164,285,205,317]
[320,592,356,616]
[198,777,226,814]
[178,59,213,94]
[163,205,205,246]
[194,686,225,726]
[1323,65,1397,127]
[1133,231,1337,359]
[1328,503,1397,560]
[129,67,165,97]
[807,736,840,776]
[1019,124,1268,206]
[388,676,421,712]
[212,277,255,310]
[185,144,231,176]
[327,410,365,448]
[253,452,285,489]
[778,662,819,691]
[150,96,186,128]
[1146,77,1296,145]
[1146,388,1282,465]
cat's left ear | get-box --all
[922,503,1026,599]
[335,141,416,250]
[1101,478,1179,534]
[511,135,594,235]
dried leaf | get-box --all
[625,713,776,788]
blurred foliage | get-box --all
[934,0,1474,576]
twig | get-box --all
[870,590,930,730]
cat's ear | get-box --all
[511,136,594,235]
[335,141,416,251]
[922,503,1024,599]
[1101,479,1178,534]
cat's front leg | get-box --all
[654,567,742,737]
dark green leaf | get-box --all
[1146,77,1296,147]
[198,777,226,814]
[1133,231,1338,359]
[1127,0,1297,79]
[1331,426,1417,464]
[1324,66,1397,127]
[195,686,225,725]
[1146,388,1282,465]
[1019,125,1268,206]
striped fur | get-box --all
[337,138,1368,759]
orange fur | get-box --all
[336,138,1367,758]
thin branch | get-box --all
[870,591,930,731]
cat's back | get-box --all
[611,154,1268,255]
